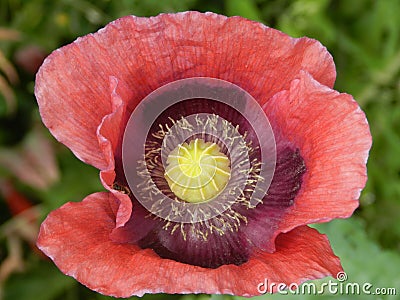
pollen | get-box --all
[164,139,231,203]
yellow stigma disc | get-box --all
[164,139,231,203]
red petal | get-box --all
[35,12,335,169]
[37,192,342,297]
[263,71,372,233]
[97,77,133,227]
[35,42,110,169]
[250,226,342,294]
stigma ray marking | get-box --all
[201,164,230,176]
[201,143,217,154]
[178,144,192,157]
[213,155,230,160]
[211,178,219,191]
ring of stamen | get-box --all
[122,77,276,223]
[135,113,251,223]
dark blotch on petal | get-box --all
[239,141,306,253]
[138,221,250,269]
[265,146,306,206]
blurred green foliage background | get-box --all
[0,0,399,299]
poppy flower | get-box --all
[35,12,371,297]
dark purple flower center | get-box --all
[112,79,306,268]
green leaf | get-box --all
[225,0,263,22]
[3,260,76,300]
